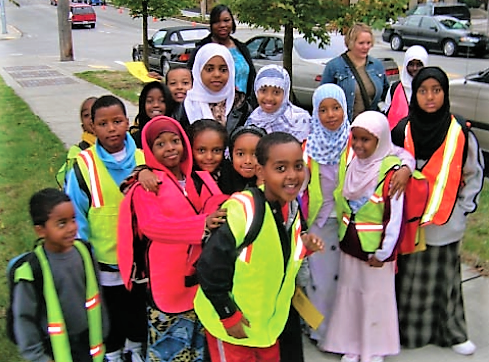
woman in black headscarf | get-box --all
[392,67,484,355]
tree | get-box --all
[113,0,195,69]
[226,0,408,79]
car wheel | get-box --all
[443,39,457,57]
[160,58,170,77]
[132,50,142,62]
[390,35,404,51]
[91,23,95,29]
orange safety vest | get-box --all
[404,117,465,225]
[387,83,409,130]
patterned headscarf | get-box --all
[245,65,310,141]
[306,84,349,165]
[184,43,235,124]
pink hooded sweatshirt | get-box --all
[118,116,223,313]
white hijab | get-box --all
[343,111,394,200]
[401,45,429,102]
[185,43,236,124]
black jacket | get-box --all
[188,34,257,107]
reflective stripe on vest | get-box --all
[404,118,465,225]
[34,241,104,362]
[79,150,104,208]
[232,193,255,263]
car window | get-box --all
[294,36,345,60]
[405,16,421,27]
[169,32,179,43]
[180,29,210,42]
[152,30,167,46]
[420,17,437,30]
[413,6,430,16]
[434,6,470,21]
[247,37,265,58]
[264,38,283,56]
[439,18,468,30]
[72,6,94,15]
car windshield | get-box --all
[439,18,468,30]
[72,6,93,14]
[293,36,345,60]
[180,29,210,42]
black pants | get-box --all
[103,283,148,353]
[279,305,304,362]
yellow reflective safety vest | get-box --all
[76,147,145,264]
[14,241,104,362]
[335,155,400,252]
[194,190,307,347]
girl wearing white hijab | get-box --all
[180,43,251,135]
[324,111,404,362]
[383,45,428,128]
[244,65,310,141]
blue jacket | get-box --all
[320,54,389,122]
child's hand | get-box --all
[139,169,161,193]
[225,315,250,339]
[148,71,163,80]
[205,208,227,230]
[301,233,324,252]
[368,255,384,268]
[389,165,411,200]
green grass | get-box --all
[0,76,67,361]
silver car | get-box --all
[245,33,399,108]
[450,68,489,159]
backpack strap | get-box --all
[73,161,92,207]
[196,170,221,195]
[341,52,372,110]
[237,187,266,254]
[389,80,402,100]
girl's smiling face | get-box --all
[351,127,378,159]
[192,129,225,173]
[257,86,284,114]
[166,68,192,103]
[201,56,229,92]
[232,133,261,178]
[152,132,184,177]
[318,98,344,131]
[145,88,166,119]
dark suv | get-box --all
[411,2,471,25]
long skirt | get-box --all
[305,218,340,350]
[396,241,468,348]
[324,252,400,361]
[147,306,205,362]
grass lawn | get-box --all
[0,76,67,360]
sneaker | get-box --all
[452,340,476,355]
[341,355,360,362]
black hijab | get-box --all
[407,66,451,160]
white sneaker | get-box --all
[452,340,476,355]
[368,356,384,362]
[341,355,360,362]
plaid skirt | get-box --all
[147,307,205,362]
[396,241,468,348]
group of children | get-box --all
[13,40,484,362]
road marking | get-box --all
[87,65,111,69]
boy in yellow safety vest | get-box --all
[13,188,107,362]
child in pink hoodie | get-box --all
[118,116,226,362]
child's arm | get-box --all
[197,222,247,337]
[369,192,405,267]
[65,167,90,241]
[13,281,52,362]
[132,186,226,244]
[389,146,416,199]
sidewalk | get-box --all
[1,23,489,362]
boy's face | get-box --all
[257,86,284,114]
[81,98,95,134]
[35,201,77,254]
[167,68,192,103]
[256,142,305,206]
[152,131,184,176]
[192,129,225,173]
[92,105,129,153]
[232,133,261,179]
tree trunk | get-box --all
[57,0,73,61]
[283,22,293,99]
[143,0,149,69]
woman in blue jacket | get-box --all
[320,23,389,122]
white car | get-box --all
[245,33,400,108]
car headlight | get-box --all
[460,36,479,43]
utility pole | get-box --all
[0,0,7,34]
[57,0,74,61]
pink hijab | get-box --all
[343,111,393,200]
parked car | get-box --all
[69,3,96,29]
[245,33,399,108]
[408,2,471,26]
[382,15,489,57]
[450,68,489,160]
[132,25,210,77]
